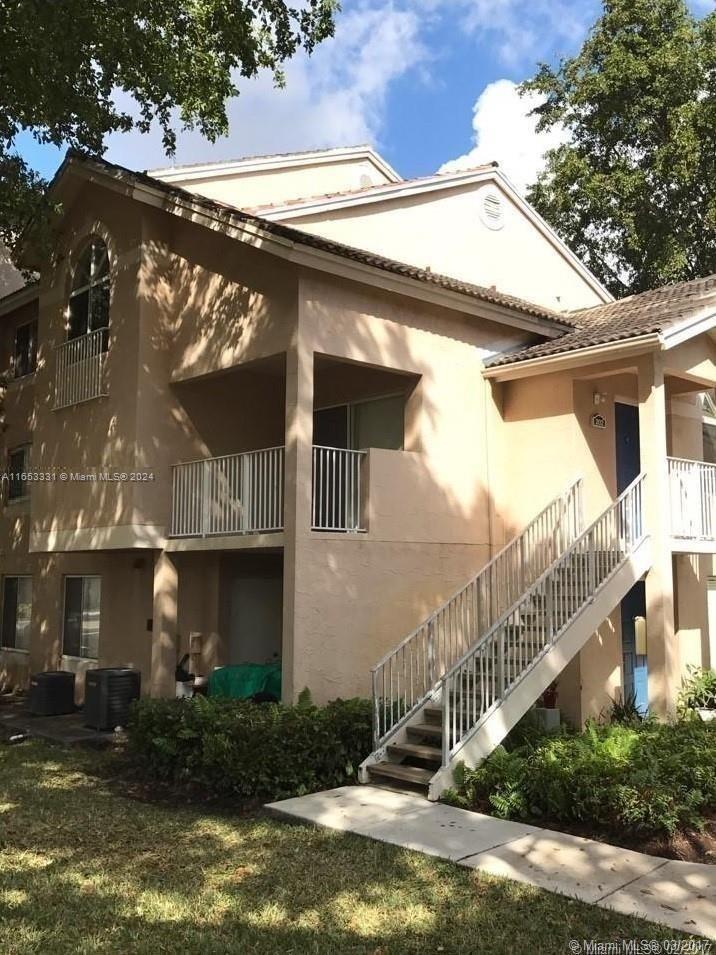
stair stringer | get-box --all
[427,536,652,801]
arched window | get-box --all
[68,239,110,340]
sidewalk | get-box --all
[267,786,716,940]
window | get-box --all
[702,393,716,465]
[1,576,32,651]
[13,320,37,378]
[351,394,405,451]
[63,576,101,660]
[7,445,30,501]
[313,394,406,452]
[68,239,110,342]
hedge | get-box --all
[127,695,373,802]
[444,719,716,836]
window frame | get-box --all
[62,575,101,661]
[67,238,110,344]
[6,444,31,503]
[12,318,38,380]
[313,391,407,452]
[1,575,33,652]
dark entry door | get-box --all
[615,401,648,713]
[615,402,640,494]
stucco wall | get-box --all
[286,181,606,313]
[156,155,391,209]
[283,271,527,703]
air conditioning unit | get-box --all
[84,668,141,731]
[28,671,76,716]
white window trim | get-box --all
[1,575,33,653]
[6,444,31,504]
[67,239,111,342]
[12,318,38,381]
[62,575,102,661]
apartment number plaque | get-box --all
[591,413,607,429]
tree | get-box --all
[522,0,716,297]
[0,0,338,258]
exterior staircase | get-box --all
[360,474,650,800]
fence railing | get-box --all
[170,446,284,537]
[370,478,583,748]
[440,473,646,765]
[668,456,716,541]
[312,446,367,532]
[54,328,108,409]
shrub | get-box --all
[127,695,372,802]
[444,720,716,836]
[679,666,716,713]
[608,689,644,725]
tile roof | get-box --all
[244,164,498,214]
[61,151,570,329]
[147,144,378,174]
[486,273,716,368]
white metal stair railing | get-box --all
[370,478,583,750]
[667,456,716,541]
[440,473,646,767]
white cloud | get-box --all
[105,2,428,170]
[417,0,598,69]
[439,79,568,193]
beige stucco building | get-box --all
[1,145,715,795]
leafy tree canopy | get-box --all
[522,0,716,296]
[0,0,338,258]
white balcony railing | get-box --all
[170,444,368,539]
[312,446,367,532]
[668,456,716,541]
[54,328,108,409]
[170,446,285,538]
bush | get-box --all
[127,695,372,802]
[679,666,716,713]
[444,720,716,836]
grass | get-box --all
[0,741,692,955]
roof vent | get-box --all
[480,191,505,231]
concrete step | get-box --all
[367,761,434,788]
[387,741,442,765]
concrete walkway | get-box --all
[267,786,716,940]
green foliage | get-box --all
[608,689,644,725]
[0,0,338,256]
[127,695,372,802]
[448,720,716,836]
[679,666,716,712]
[522,0,716,295]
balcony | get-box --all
[668,456,716,551]
[169,445,367,540]
[170,447,285,538]
[54,328,108,409]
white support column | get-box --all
[150,550,178,698]
[281,325,314,704]
[637,353,678,717]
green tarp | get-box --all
[208,662,282,700]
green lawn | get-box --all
[0,741,690,954]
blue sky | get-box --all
[12,0,705,192]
